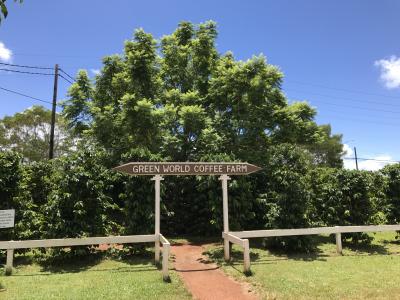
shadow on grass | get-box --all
[343,240,389,255]
[10,248,159,276]
[204,246,260,262]
[247,236,328,263]
[171,235,221,246]
[203,234,400,269]
[381,238,400,245]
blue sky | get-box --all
[1,0,399,169]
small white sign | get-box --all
[0,209,15,228]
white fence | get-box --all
[225,224,400,273]
[0,233,171,281]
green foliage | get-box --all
[0,106,73,162]
[307,124,344,168]
[310,168,383,243]
[45,149,113,239]
[0,151,22,240]
[61,70,93,136]
[15,160,55,240]
[5,21,396,258]
[0,0,22,24]
[258,144,314,251]
[56,21,345,239]
[381,163,400,238]
[63,21,343,168]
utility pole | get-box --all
[49,64,58,159]
[354,146,359,170]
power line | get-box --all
[0,62,53,70]
[317,107,400,121]
[285,80,400,100]
[13,52,97,59]
[343,157,400,163]
[308,99,400,114]
[0,68,55,76]
[285,88,400,108]
[59,68,76,82]
[318,114,400,127]
[0,86,53,105]
[58,73,74,85]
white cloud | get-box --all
[374,56,400,89]
[343,144,353,157]
[0,42,12,62]
[342,144,396,171]
[342,144,356,170]
[90,69,100,75]
[357,155,396,171]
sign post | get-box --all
[151,175,164,264]
[0,209,15,229]
[0,209,15,274]
[219,175,231,261]
[114,162,262,267]
[114,162,261,176]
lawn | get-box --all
[205,232,400,300]
[0,253,191,300]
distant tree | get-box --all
[308,124,344,168]
[61,70,93,136]
[0,105,73,161]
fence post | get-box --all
[243,239,251,274]
[152,175,164,264]
[219,174,231,262]
[335,227,342,254]
[5,249,13,275]
[162,243,170,282]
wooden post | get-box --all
[219,174,231,261]
[335,231,342,254]
[152,175,163,264]
[49,64,58,159]
[6,249,13,275]
[243,239,251,274]
[162,243,170,281]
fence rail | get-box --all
[1,233,171,281]
[231,225,400,239]
[225,224,400,274]
[222,232,250,273]
[0,234,157,250]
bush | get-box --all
[258,144,314,252]
[381,164,400,238]
[310,168,382,244]
[45,150,114,240]
[0,151,23,241]
[14,160,55,241]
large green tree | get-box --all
[61,21,344,235]
[63,21,343,166]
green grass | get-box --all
[205,232,400,300]
[0,254,191,300]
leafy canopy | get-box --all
[62,21,344,168]
[0,105,73,162]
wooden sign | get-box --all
[0,209,15,229]
[114,162,262,176]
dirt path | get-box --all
[172,244,259,300]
